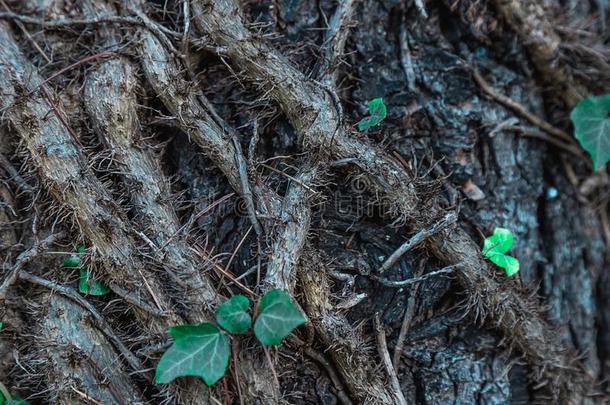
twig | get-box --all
[0,11,144,29]
[108,282,165,316]
[71,387,103,405]
[0,2,51,63]
[372,265,456,287]
[317,0,359,84]
[260,163,316,193]
[392,285,419,367]
[224,225,253,273]
[302,346,354,405]
[600,202,610,250]
[28,51,114,97]
[126,0,183,58]
[262,346,280,390]
[399,19,416,92]
[471,68,575,144]
[136,267,164,311]
[155,192,235,255]
[39,86,81,143]
[0,232,63,300]
[182,0,190,46]
[374,314,408,405]
[503,126,585,159]
[378,212,457,273]
[231,338,244,405]
[233,137,263,236]
[248,119,260,166]
[0,152,33,193]
[190,245,256,297]
[18,271,143,372]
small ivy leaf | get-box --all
[489,254,520,277]
[63,255,81,268]
[254,289,306,346]
[155,322,230,386]
[357,98,387,131]
[215,295,251,334]
[79,269,110,296]
[482,228,520,277]
[570,94,610,170]
[0,391,5,405]
[0,322,4,332]
[76,245,86,254]
[482,227,513,255]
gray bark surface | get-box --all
[0,0,609,404]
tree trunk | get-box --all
[0,0,609,403]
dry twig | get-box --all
[378,212,457,274]
[372,265,456,287]
[374,314,408,405]
[0,232,63,300]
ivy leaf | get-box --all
[215,295,251,334]
[79,269,110,296]
[64,245,86,268]
[0,322,4,332]
[488,254,520,277]
[570,94,610,170]
[155,323,230,386]
[482,228,520,277]
[482,227,513,255]
[63,255,81,268]
[254,289,306,346]
[357,98,387,131]
[0,393,26,405]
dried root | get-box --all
[490,0,587,106]
[300,254,395,403]
[0,0,604,403]
[0,22,169,315]
[189,0,598,400]
[81,0,219,318]
[36,294,144,404]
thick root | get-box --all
[300,254,395,404]
[189,0,597,400]
[37,294,144,404]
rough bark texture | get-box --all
[0,0,609,404]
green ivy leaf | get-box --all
[0,323,4,332]
[254,289,306,346]
[570,94,610,170]
[482,227,513,255]
[79,269,110,296]
[0,393,27,405]
[482,228,520,277]
[64,245,86,267]
[63,255,81,268]
[215,295,251,334]
[357,98,387,131]
[155,323,230,386]
[488,254,520,277]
